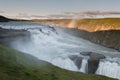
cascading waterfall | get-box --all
[1,21,120,79]
[96,58,120,79]
[51,57,78,71]
[79,59,88,73]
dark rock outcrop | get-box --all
[81,52,105,74]
[69,55,82,69]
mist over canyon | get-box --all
[0,19,120,79]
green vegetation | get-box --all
[77,18,120,28]
[0,45,117,80]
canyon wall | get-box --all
[64,28,120,51]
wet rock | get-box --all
[69,55,82,69]
[81,52,105,74]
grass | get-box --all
[77,18,120,28]
[0,45,117,80]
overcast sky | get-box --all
[0,0,120,19]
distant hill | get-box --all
[0,15,11,22]
[77,18,120,32]
[0,15,29,22]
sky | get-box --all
[0,0,120,19]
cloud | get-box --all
[30,15,46,19]
[0,10,5,13]
[81,11,120,15]
[47,14,73,19]
[65,11,120,16]
[18,13,30,18]
[103,11,120,15]
[63,11,120,18]
[12,10,120,19]
[14,13,31,19]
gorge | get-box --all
[0,19,120,79]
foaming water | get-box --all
[1,21,120,79]
[79,59,88,73]
[96,58,120,79]
[51,57,78,71]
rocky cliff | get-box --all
[63,28,120,51]
[0,27,30,47]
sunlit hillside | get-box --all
[32,18,120,32]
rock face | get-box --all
[63,28,120,51]
[0,27,30,38]
[78,30,120,51]
[0,27,30,47]
[81,52,105,74]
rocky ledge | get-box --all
[69,52,105,74]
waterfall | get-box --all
[51,57,78,71]
[79,59,88,73]
[1,21,120,79]
[96,58,120,79]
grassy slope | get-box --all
[0,45,117,80]
[77,18,120,32]
[77,18,120,27]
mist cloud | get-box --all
[44,11,120,19]
[13,11,120,19]
[64,11,120,18]
[17,13,30,18]
[0,10,5,13]
[81,11,120,15]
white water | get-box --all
[96,58,120,79]
[1,21,120,79]
[79,59,88,73]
